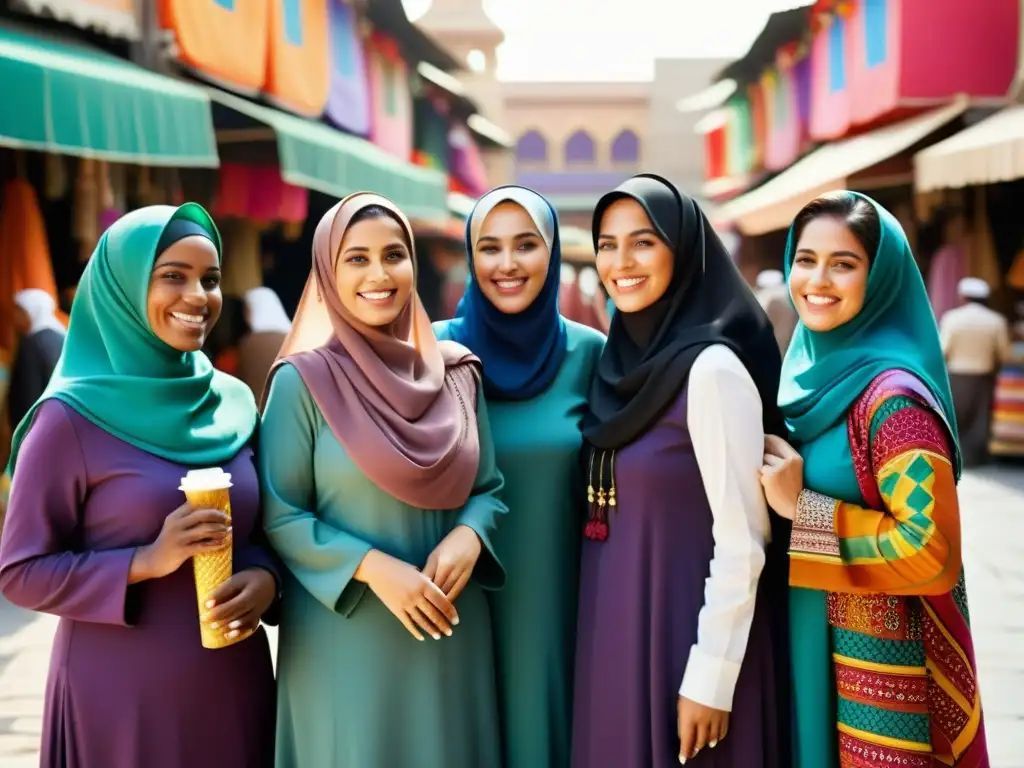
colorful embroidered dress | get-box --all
[790,370,984,767]
[779,192,987,768]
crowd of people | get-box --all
[0,174,1004,767]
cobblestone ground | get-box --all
[1,465,1023,767]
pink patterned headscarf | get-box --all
[268,193,481,509]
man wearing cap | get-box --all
[939,277,1012,465]
[755,268,797,354]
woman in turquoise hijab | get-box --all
[758,192,988,767]
[0,205,278,768]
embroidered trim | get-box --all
[790,489,840,558]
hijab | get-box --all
[584,173,783,451]
[14,289,65,336]
[444,185,567,400]
[269,193,482,510]
[779,191,961,476]
[243,286,292,334]
[7,204,258,474]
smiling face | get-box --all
[788,215,870,332]
[595,197,675,313]
[147,235,222,352]
[472,201,551,315]
[335,212,415,327]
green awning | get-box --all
[209,88,449,222]
[0,22,218,166]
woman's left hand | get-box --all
[677,696,729,763]
[423,525,482,603]
[760,434,804,520]
[202,568,277,641]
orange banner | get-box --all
[265,0,330,117]
[159,0,269,93]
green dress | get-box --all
[434,319,606,768]
[260,363,507,768]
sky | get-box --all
[402,0,806,82]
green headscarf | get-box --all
[779,191,961,477]
[7,203,257,474]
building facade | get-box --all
[418,0,723,226]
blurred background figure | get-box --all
[237,287,292,402]
[202,295,246,377]
[925,207,969,323]
[989,301,1024,460]
[940,276,1011,466]
[576,267,611,333]
[754,268,797,354]
[557,262,584,321]
[7,289,65,431]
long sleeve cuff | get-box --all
[679,644,743,712]
[789,489,840,560]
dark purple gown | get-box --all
[572,386,782,767]
[0,400,277,768]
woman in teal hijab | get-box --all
[758,192,988,767]
[0,204,279,768]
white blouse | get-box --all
[678,344,770,712]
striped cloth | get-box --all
[989,342,1024,457]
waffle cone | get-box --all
[184,488,242,650]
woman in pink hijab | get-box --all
[259,193,507,768]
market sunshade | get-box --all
[914,104,1024,192]
[711,97,969,235]
[0,21,218,166]
[209,88,448,221]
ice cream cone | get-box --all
[179,469,245,650]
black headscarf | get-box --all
[584,174,784,449]
[580,176,792,754]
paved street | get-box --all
[1,466,1023,766]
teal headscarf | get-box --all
[779,191,961,477]
[7,204,257,474]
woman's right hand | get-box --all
[356,550,459,641]
[129,503,231,583]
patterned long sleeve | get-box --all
[789,395,962,596]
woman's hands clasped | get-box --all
[759,434,805,520]
[357,525,483,642]
[358,550,460,641]
[422,524,482,604]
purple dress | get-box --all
[572,386,781,768]
[0,401,277,768]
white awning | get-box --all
[676,79,737,113]
[447,192,476,219]
[713,97,969,235]
[12,0,139,40]
[467,113,513,149]
[914,105,1024,192]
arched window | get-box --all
[564,130,596,164]
[611,129,640,164]
[516,130,548,164]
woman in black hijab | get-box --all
[571,174,789,767]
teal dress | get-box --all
[260,364,507,768]
[789,420,852,768]
[435,319,606,768]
